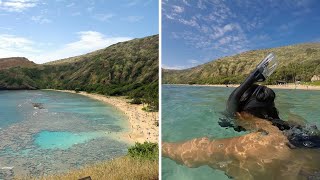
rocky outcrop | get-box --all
[32,103,44,109]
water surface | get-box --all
[0,90,129,177]
[162,85,320,180]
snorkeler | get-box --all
[162,53,320,179]
[226,53,278,117]
[223,53,320,148]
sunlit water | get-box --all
[162,85,320,180]
[0,90,129,177]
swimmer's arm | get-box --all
[162,130,269,167]
[162,137,213,168]
[162,136,244,169]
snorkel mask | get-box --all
[253,53,278,82]
[226,52,279,117]
[240,53,279,119]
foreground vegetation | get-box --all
[18,142,159,180]
[163,42,320,85]
[0,35,159,110]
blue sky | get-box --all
[0,0,158,63]
[162,0,320,69]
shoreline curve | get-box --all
[45,89,159,144]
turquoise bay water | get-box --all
[0,90,129,176]
[162,85,320,180]
[0,91,25,127]
[34,131,106,150]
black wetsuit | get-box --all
[222,69,320,148]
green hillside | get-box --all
[0,35,159,109]
[163,43,320,85]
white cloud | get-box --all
[197,0,206,9]
[165,14,174,20]
[216,34,246,47]
[126,0,140,7]
[0,26,12,30]
[31,15,51,24]
[162,63,200,70]
[292,8,311,16]
[218,36,232,45]
[171,32,180,39]
[122,16,144,23]
[71,12,81,16]
[177,15,201,28]
[162,64,189,70]
[66,2,74,7]
[0,34,39,59]
[143,0,153,6]
[0,34,36,51]
[163,0,318,68]
[252,34,270,41]
[64,31,129,53]
[86,6,94,12]
[182,0,190,6]
[210,23,239,39]
[188,59,200,64]
[175,21,248,55]
[0,31,132,64]
[279,19,301,31]
[163,59,202,70]
[93,13,115,22]
[172,5,184,13]
[35,31,132,63]
[0,0,37,12]
[178,18,198,27]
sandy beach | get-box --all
[169,83,320,90]
[47,90,158,144]
[268,84,320,90]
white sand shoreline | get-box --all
[45,89,158,144]
[164,83,320,90]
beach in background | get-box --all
[168,83,320,91]
[49,90,159,144]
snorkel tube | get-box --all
[226,53,278,116]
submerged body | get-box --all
[162,112,320,180]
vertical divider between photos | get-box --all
[158,0,162,179]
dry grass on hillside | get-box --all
[17,156,158,180]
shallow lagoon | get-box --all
[0,90,129,177]
[162,85,320,180]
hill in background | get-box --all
[0,57,37,70]
[0,35,159,109]
[163,43,320,85]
